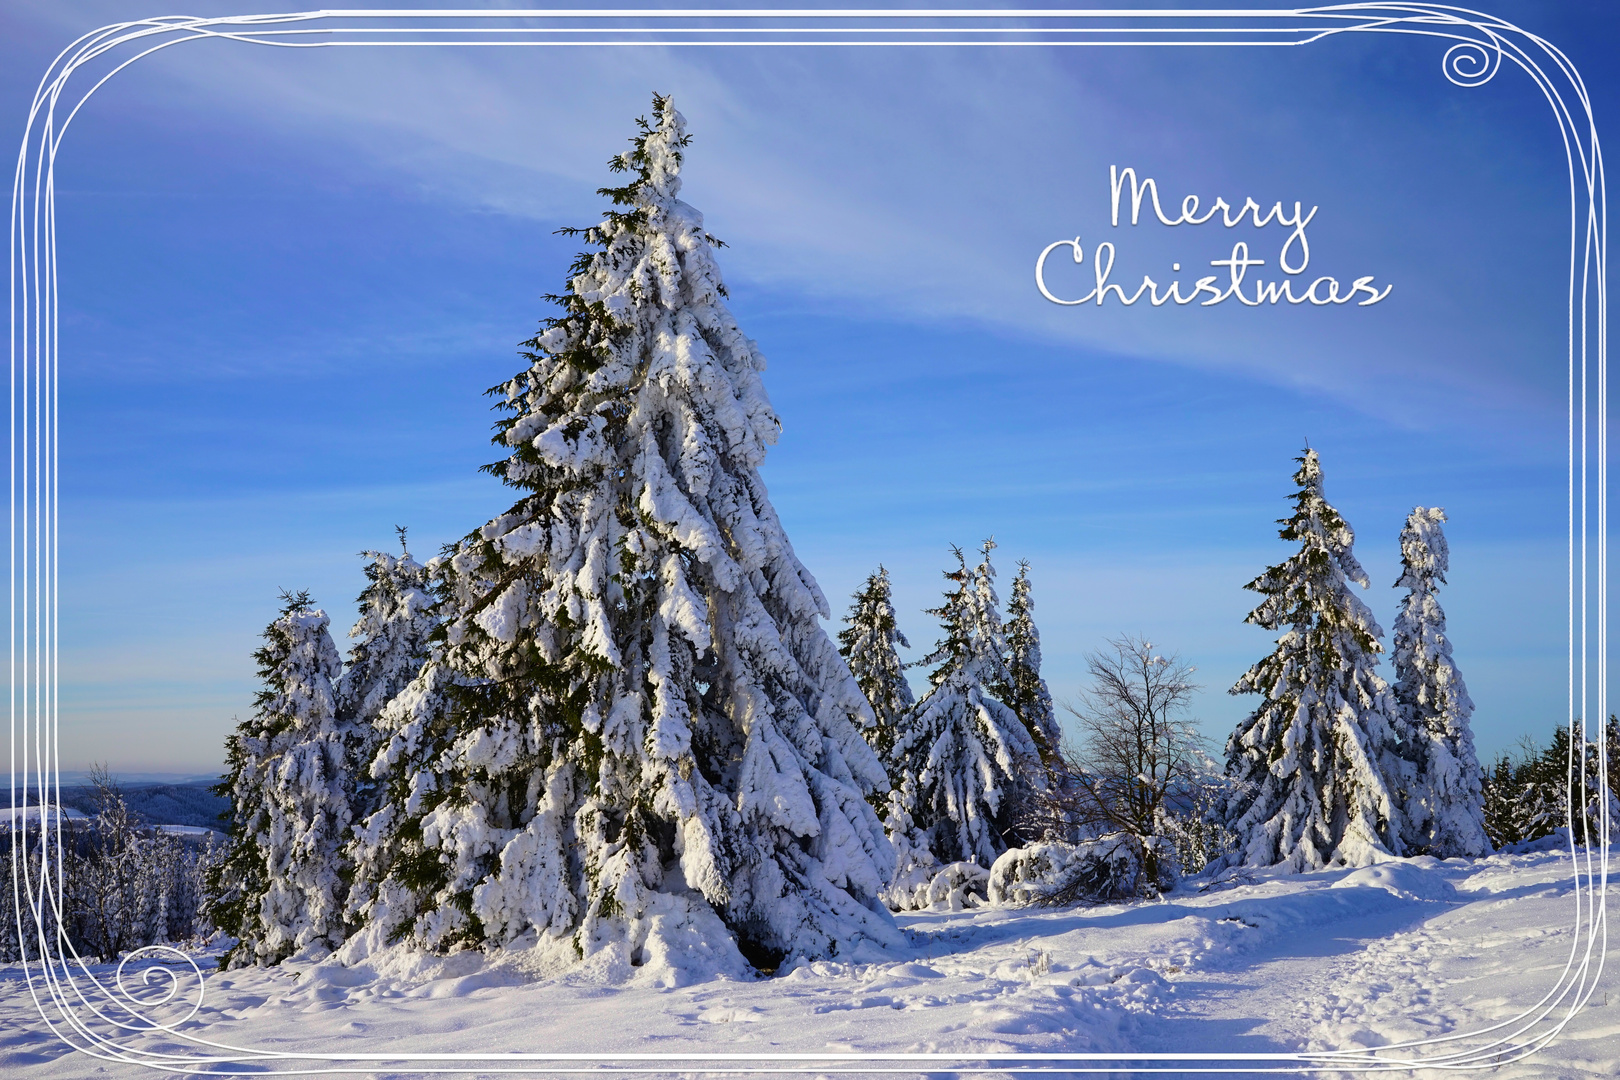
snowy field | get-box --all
[1,847,1614,1079]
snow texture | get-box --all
[1390,507,1491,858]
[11,849,1611,1080]
[1222,449,1406,872]
[348,96,898,974]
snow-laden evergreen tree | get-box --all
[336,528,438,824]
[1222,449,1406,871]
[878,771,940,909]
[338,528,437,728]
[999,560,1061,767]
[348,96,898,974]
[837,566,914,763]
[888,543,1042,871]
[1390,507,1490,857]
[210,591,352,968]
[969,544,1054,840]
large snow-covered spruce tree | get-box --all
[348,97,898,974]
[1391,507,1490,857]
[838,566,914,764]
[999,560,1061,767]
[1222,449,1406,871]
[889,542,1042,871]
[210,591,354,968]
[336,529,438,825]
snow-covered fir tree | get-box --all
[1390,507,1490,857]
[338,528,437,728]
[348,96,898,973]
[336,529,438,824]
[969,544,1053,838]
[999,560,1061,767]
[1222,449,1406,871]
[837,566,914,763]
[210,591,353,968]
[888,543,1042,872]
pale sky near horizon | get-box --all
[3,1,1614,776]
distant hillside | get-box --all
[52,780,229,831]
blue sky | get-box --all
[4,1,1614,775]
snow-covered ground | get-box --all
[2,848,1614,1078]
[0,806,87,829]
[152,825,224,841]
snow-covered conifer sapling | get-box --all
[885,542,1043,907]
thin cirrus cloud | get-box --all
[13,2,1581,446]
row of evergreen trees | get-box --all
[207,96,1606,976]
[840,449,1517,889]
[204,442,1620,967]
[208,540,433,968]
[836,544,1061,907]
[1481,717,1619,850]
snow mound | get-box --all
[888,860,990,911]
[1330,860,1456,902]
[989,836,1155,906]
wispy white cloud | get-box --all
[13,2,1575,438]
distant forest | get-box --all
[27,781,227,832]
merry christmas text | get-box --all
[1035,167,1391,308]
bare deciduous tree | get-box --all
[2,766,222,963]
[69,765,154,960]
[1022,636,1211,886]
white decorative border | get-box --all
[7,5,1607,1075]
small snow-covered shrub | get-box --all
[988,843,1072,906]
[989,834,1172,907]
[885,860,989,912]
